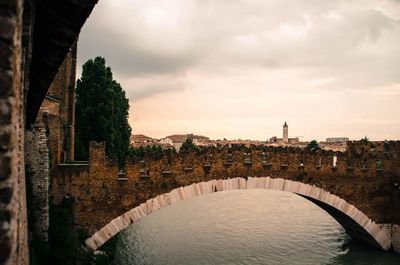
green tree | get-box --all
[361,135,369,144]
[138,146,145,156]
[75,57,131,166]
[180,138,197,152]
[156,145,163,155]
[307,140,320,151]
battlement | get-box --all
[83,140,400,181]
[50,139,400,252]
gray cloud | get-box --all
[78,0,400,96]
[78,26,206,76]
[123,78,186,101]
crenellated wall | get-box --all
[52,140,400,252]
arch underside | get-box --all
[300,195,383,249]
[85,177,391,251]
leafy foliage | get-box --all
[307,140,320,151]
[75,57,131,166]
[128,144,164,158]
[180,138,198,152]
[361,135,369,144]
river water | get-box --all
[114,190,400,265]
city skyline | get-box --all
[130,121,352,143]
[78,0,400,141]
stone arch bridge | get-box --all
[52,140,400,252]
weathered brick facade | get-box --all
[52,141,400,251]
[25,123,49,243]
[37,42,77,167]
[0,1,97,264]
[0,0,29,264]
[23,44,78,246]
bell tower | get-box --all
[283,121,288,143]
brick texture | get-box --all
[0,0,29,264]
[25,124,49,243]
[52,141,400,244]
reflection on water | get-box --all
[114,190,400,265]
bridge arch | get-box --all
[85,177,391,251]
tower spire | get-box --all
[283,121,288,143]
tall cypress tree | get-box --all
[75,57,131,166]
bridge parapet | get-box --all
[83,140,398,181]
[51,140,400,247]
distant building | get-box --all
[269,136,299,145]
[269,122,298,145]
[163,133,210,151]
[283,121,288,143]
[269,136,279,143]
[159,137,173,145]
[326,137,349,144]
[130,134,155,147]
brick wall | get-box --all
[0,1,96,263]
[52,141,400,239]
[0,0,29,264]
[21,44,79,251]
[38,44,77,166]
[25,123,49,243]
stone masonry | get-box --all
[38,42,77,167]
[0,1,97,264]
[0,0,29,264]
[22,43,78,247]
[86,177,391,251]
[2,0,399,261]
[52,141,400,252]
[25,122,49,243]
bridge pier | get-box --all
[379,224,400,253]
[394,225,400,253]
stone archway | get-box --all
[85,177,392,251]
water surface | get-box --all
[114,190,400,265]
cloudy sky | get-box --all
[78,0,400,141]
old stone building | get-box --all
[24,44,78,248]
[269,122,299,145]
[0,1,97,264]
[283,121,288,143]
[37,42,77,165]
